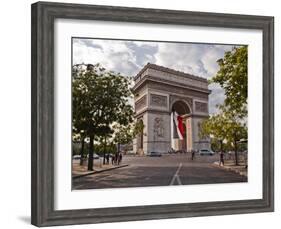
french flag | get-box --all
[171,110,184,140]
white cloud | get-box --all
[73,39,160,76]
[73,38,236,114]
[73,39,140,76]
[153,43,234,114]
[154,43,233,79]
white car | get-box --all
[199,149,214,156]
[86,153,100,159]
[93,153,100,159]
[72,155,81,160]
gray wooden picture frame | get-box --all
[31,1,274,227]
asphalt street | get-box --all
[72,153,247,190]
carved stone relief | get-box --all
[153,117,164,138]
[195,101,208,113]
[150,94,167,107]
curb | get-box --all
[213,162,247,177]
[73,164,129,179]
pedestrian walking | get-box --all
[106,153,110,164]
[117,153,120,165]
[111,154,114,165]
[114,152,118,165]
[118,153,122,165]
[191,149,195,160]
[219,151,224,166]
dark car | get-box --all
[147,152,162,157]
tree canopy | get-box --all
[200,46,248,165]
[113,119,144,146]
[72,63,134,170]
[200,110,247,165]
[212,46,248,118]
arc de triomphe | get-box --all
[132,63,211,155]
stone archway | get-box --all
[133,63,210,154]
[171,100,191,152]
[171,100,191,115]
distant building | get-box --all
[132,63,211,155]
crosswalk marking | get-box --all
[170,163,182,185]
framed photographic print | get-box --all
[31,1,274,227]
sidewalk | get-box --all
[213,160,248,177]
[72,159,128,179]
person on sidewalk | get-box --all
[118,153,122,165]
[111,154,115,165]
[106,153,110,164]
[219,151,224,166]
[191,149,195,161]
[114,152,118,165]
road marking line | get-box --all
[175,175,182,185]
[170,163,182,185]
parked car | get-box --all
[86,153,100,159]
[199,149,214,156]
[93,153,100,159]
[147,151,162,157]
[72,155,81,160]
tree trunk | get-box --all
[103,136,107,165]
[219,139,224,164]
[87,135,94,171]
[234,140,239,166]
[79,137,85,166]
[117,143,120,153]
[220,140,223,154]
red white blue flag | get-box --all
[171,110,184,140]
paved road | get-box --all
[72,154,247,190]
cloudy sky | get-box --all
[73,38,236,114]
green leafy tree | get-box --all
[200,114,228,155]
[200,111,247,165]
[95,142,116,155]
[113,119,144,154]
[133,119,145,138]
[72,131,87,165]
[72,63,134,170]
[223,111,247,165]
[72,74,90,165]
[213,46,248,118]
[114,125,133,146]
[201,46,248,165]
